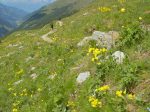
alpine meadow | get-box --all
[0,0,150,112]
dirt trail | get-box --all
[41,29,57,43]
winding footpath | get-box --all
[41,29,57,43]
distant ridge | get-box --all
[20,0,93,29]
[0,3,28,37]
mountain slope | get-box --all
[0,0,150,112]
[20,0,93,29]
[0,3,28,37]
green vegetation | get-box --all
[0,0,150,112]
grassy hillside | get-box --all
[20,0,93,29]
[0,0,150,112]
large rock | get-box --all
[76,71,90,84]
[92,31,113,49]
[108,31,120,41]
[77,31,119,49]
[112,51,125,64]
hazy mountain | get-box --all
[0,0,55,12]
[0,3,28,37]
[20,0,93,29]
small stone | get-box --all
[112,51,125,64]
[77,71,90,84]
[25,56,33,62]
[83,12,88,16]
[19,46,24,49]
[14,80,23,85]
[31,67,36,71]
[30,73,38,79]
[48,74,57,80]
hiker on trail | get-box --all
[50,23,54,30]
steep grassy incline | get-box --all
[0,0,150,112]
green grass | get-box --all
[0,0,150,112]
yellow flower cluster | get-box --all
[20,89,28,96]
[116,90,136,100]
[12,101,20,112]
[52,37,57,41]
[8,88,14,91]
[16,69,24,75]
[98,7,111,12]
[37,88,42,92]
[120,8,126,13]
[96,85,110,92]
[88,96,102,108]
[88,48,107,63]
[12,108,18,112]
[67,101,77,111]
[67,101,75,107]
[127,94,136,100]
[139,17,142,20]
[116,90,124,97]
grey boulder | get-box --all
[76,71,90,84]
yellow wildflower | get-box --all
[97,62,101,65]
[16,69,24,75]
[8,88,13,91]
[128,94,136,100]
[120,8,126,13]
[88,96,95,102]
[123,89,126,95]
[8,83,11,85]
[24,93,27,96]
[96,85,110,92]
[12,108,18,112]
[37,88,42,92]
[12,103,17,107]
[91,99,102,108]
[87,53,90,56]
[89,96,102,108]
[13,93,17,96]
[20,93,23,96]
[91,58,95,62]
[23,89,27,92]
[116,90,123,97]
[139,17,142,20]
[88,48,94,53]
[98,7,111,12]
[67,101,75,107]
[70,50,74,53]
[101,48,107,52]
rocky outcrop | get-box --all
[77,31,119,49]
